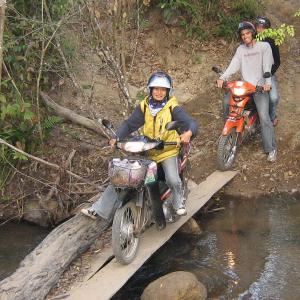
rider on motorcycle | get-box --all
[81,71,198,228]
[255,16,281,126]
[216,21,277,162]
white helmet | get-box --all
[147,71,173,90]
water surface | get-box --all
[0,222,49,280]
[113,193,300,299]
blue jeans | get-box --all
[269,75,280,121]
[223,92,276,153]
[91,156,183,219]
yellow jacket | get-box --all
[140,96,180,163]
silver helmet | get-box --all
[147,71,173,90]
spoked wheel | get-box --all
[217,129,238,171]
[243,118,260,143]
[112,201,140,265]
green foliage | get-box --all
[0,0,77,187]
[158,0,193,11]
[157,0,212,39]
[256,24,295,46]
[216,15,240,39]
[295,10,300,17]
[3,0,76,101]
[139,18,151,29]
[216,0,262,39]
[233,0,261,20]
[156,0,263,40]
[42,116,63,137]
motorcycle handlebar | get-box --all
[164,141,178,146]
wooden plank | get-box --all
[68,170,237,300]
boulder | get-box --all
[178,218,202,235]
[141,271,207,300]
[23,200,50,227]
[173,87,194,104]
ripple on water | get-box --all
[113,193,300,300]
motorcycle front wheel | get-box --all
[217,129,238,171]
[112,201,140,265]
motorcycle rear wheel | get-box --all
[217,129,238,171]
[112,201,140,265]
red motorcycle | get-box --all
[212,66,271,170]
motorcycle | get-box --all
[212,66,271,170]
[101,119,191,264]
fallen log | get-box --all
[0,212,110,300]
[40,91,109,138]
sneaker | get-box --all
[267,149,277,162]
[176,206,187,216]
[81,208,98,219]
[156,222,166,231]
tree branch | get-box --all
[0,138,100,189]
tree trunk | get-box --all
[40,91,109,138]
[0,1,6,89]
[0,213,110,300]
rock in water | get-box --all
[141,271,207,300]
[178,218,202,235]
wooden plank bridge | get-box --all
[67,170,237,300]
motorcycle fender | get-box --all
[222,121,236,135]
[116,189,136,208]
[136,190,144,207]
[222,119,244,135]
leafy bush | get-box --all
[233,0,262,20]
[256,24,295,46]
[216,0,263,39]
[216,15,240,39]
[0,0,73,187]
[155,0,263,40]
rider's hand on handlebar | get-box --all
[216,79,224,88]
[263,84,271,92]
[109,138,117,149]
[180,130,192,144]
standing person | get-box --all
[255,16,281,126]
[216,21,277,162]
[81,71,198,229]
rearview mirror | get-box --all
[165,121,181,131]
[263,72,271,79]
[212,66,223,74]
[101,119,114,130]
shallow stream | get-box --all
[1,194,299,300]
[113,193,300,299]
[0,221,49,281]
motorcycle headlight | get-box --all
[123,141,145,152]
[232,87,246,96]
